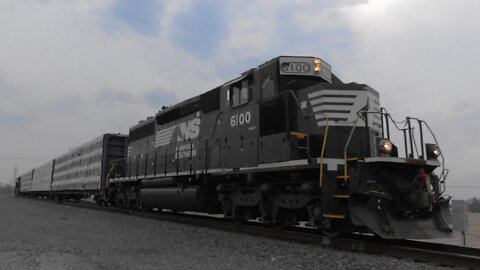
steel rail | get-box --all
[21,196,480,269]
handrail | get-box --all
[104,161,118,190]
[343,108,448,195]
[342,112,364,181]
[421,120,449,194]
[317,112,329,187]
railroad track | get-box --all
[25,197,480,269]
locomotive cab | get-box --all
[249,56,452,238]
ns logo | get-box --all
[177,118,201,142]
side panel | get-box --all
[223,104,258,168]
[31,160,54,192]
[154,112,202,175]
[19,171,33,193]
[145,151,156,177]
[155,147,166,176]
[199,110,221,171]
[126,118,155,180]
[52,136,104,191]
[259,133,290,163]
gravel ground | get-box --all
[0,195,454,270]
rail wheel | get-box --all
[320,218,344,237]
[272,208,297,230]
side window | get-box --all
[232,86,240,106]
[262,77,275,99]
[227,80,249,107]
[240,80,248,104]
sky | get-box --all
[0,0,479,199]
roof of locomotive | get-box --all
[155,95,201,118]
[258,55,316,68]
[151,55,378,126]
[154,56,315,118]
[129,116,155,132]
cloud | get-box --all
[340,0,480,198]
[208,0,360,78]
[0,87,86,126]
[143,88,178,109]
[342,0,480,112]
[101,0,163,37]
[0,0,479,199]
[96,89,133,105]
[170,0,227,59]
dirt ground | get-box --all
[0,195,453,270]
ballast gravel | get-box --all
[0,195,452,270]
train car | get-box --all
[30,160,54,197]
[108,56,452,239]
[15,134,127,201]
[17,170,34,195]
[51,134,127,201]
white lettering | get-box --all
[230,111,251,127]
[177,122,189,141]
[174,143,197,159]
[245,111,251,124]
[177,118,201,142]
[239,113,244,125]
[189,118,200,138]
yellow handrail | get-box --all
[319,117,329,187]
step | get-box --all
[290,131,307,139]
[322,214,346,219]
[332,195,350,199]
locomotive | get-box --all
[16,56,452,239]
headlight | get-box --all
[379,140,393,153]
[314,58,321,72]
[426,143,440,159]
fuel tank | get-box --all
[140,186,220,213]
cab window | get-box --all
[227,80,249,107]
[232,86,240,106]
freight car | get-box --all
[16,134,127,200]
[16,56,452,239]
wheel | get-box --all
[320,218,344,237]
[271,208,296,230]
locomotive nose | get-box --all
[349,194,452,239]
[345,165,452,239]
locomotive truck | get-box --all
[16,56,452,239]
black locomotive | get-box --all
[16,56,452,239]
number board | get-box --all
[278,56,332,83]
[280,61,312,74]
